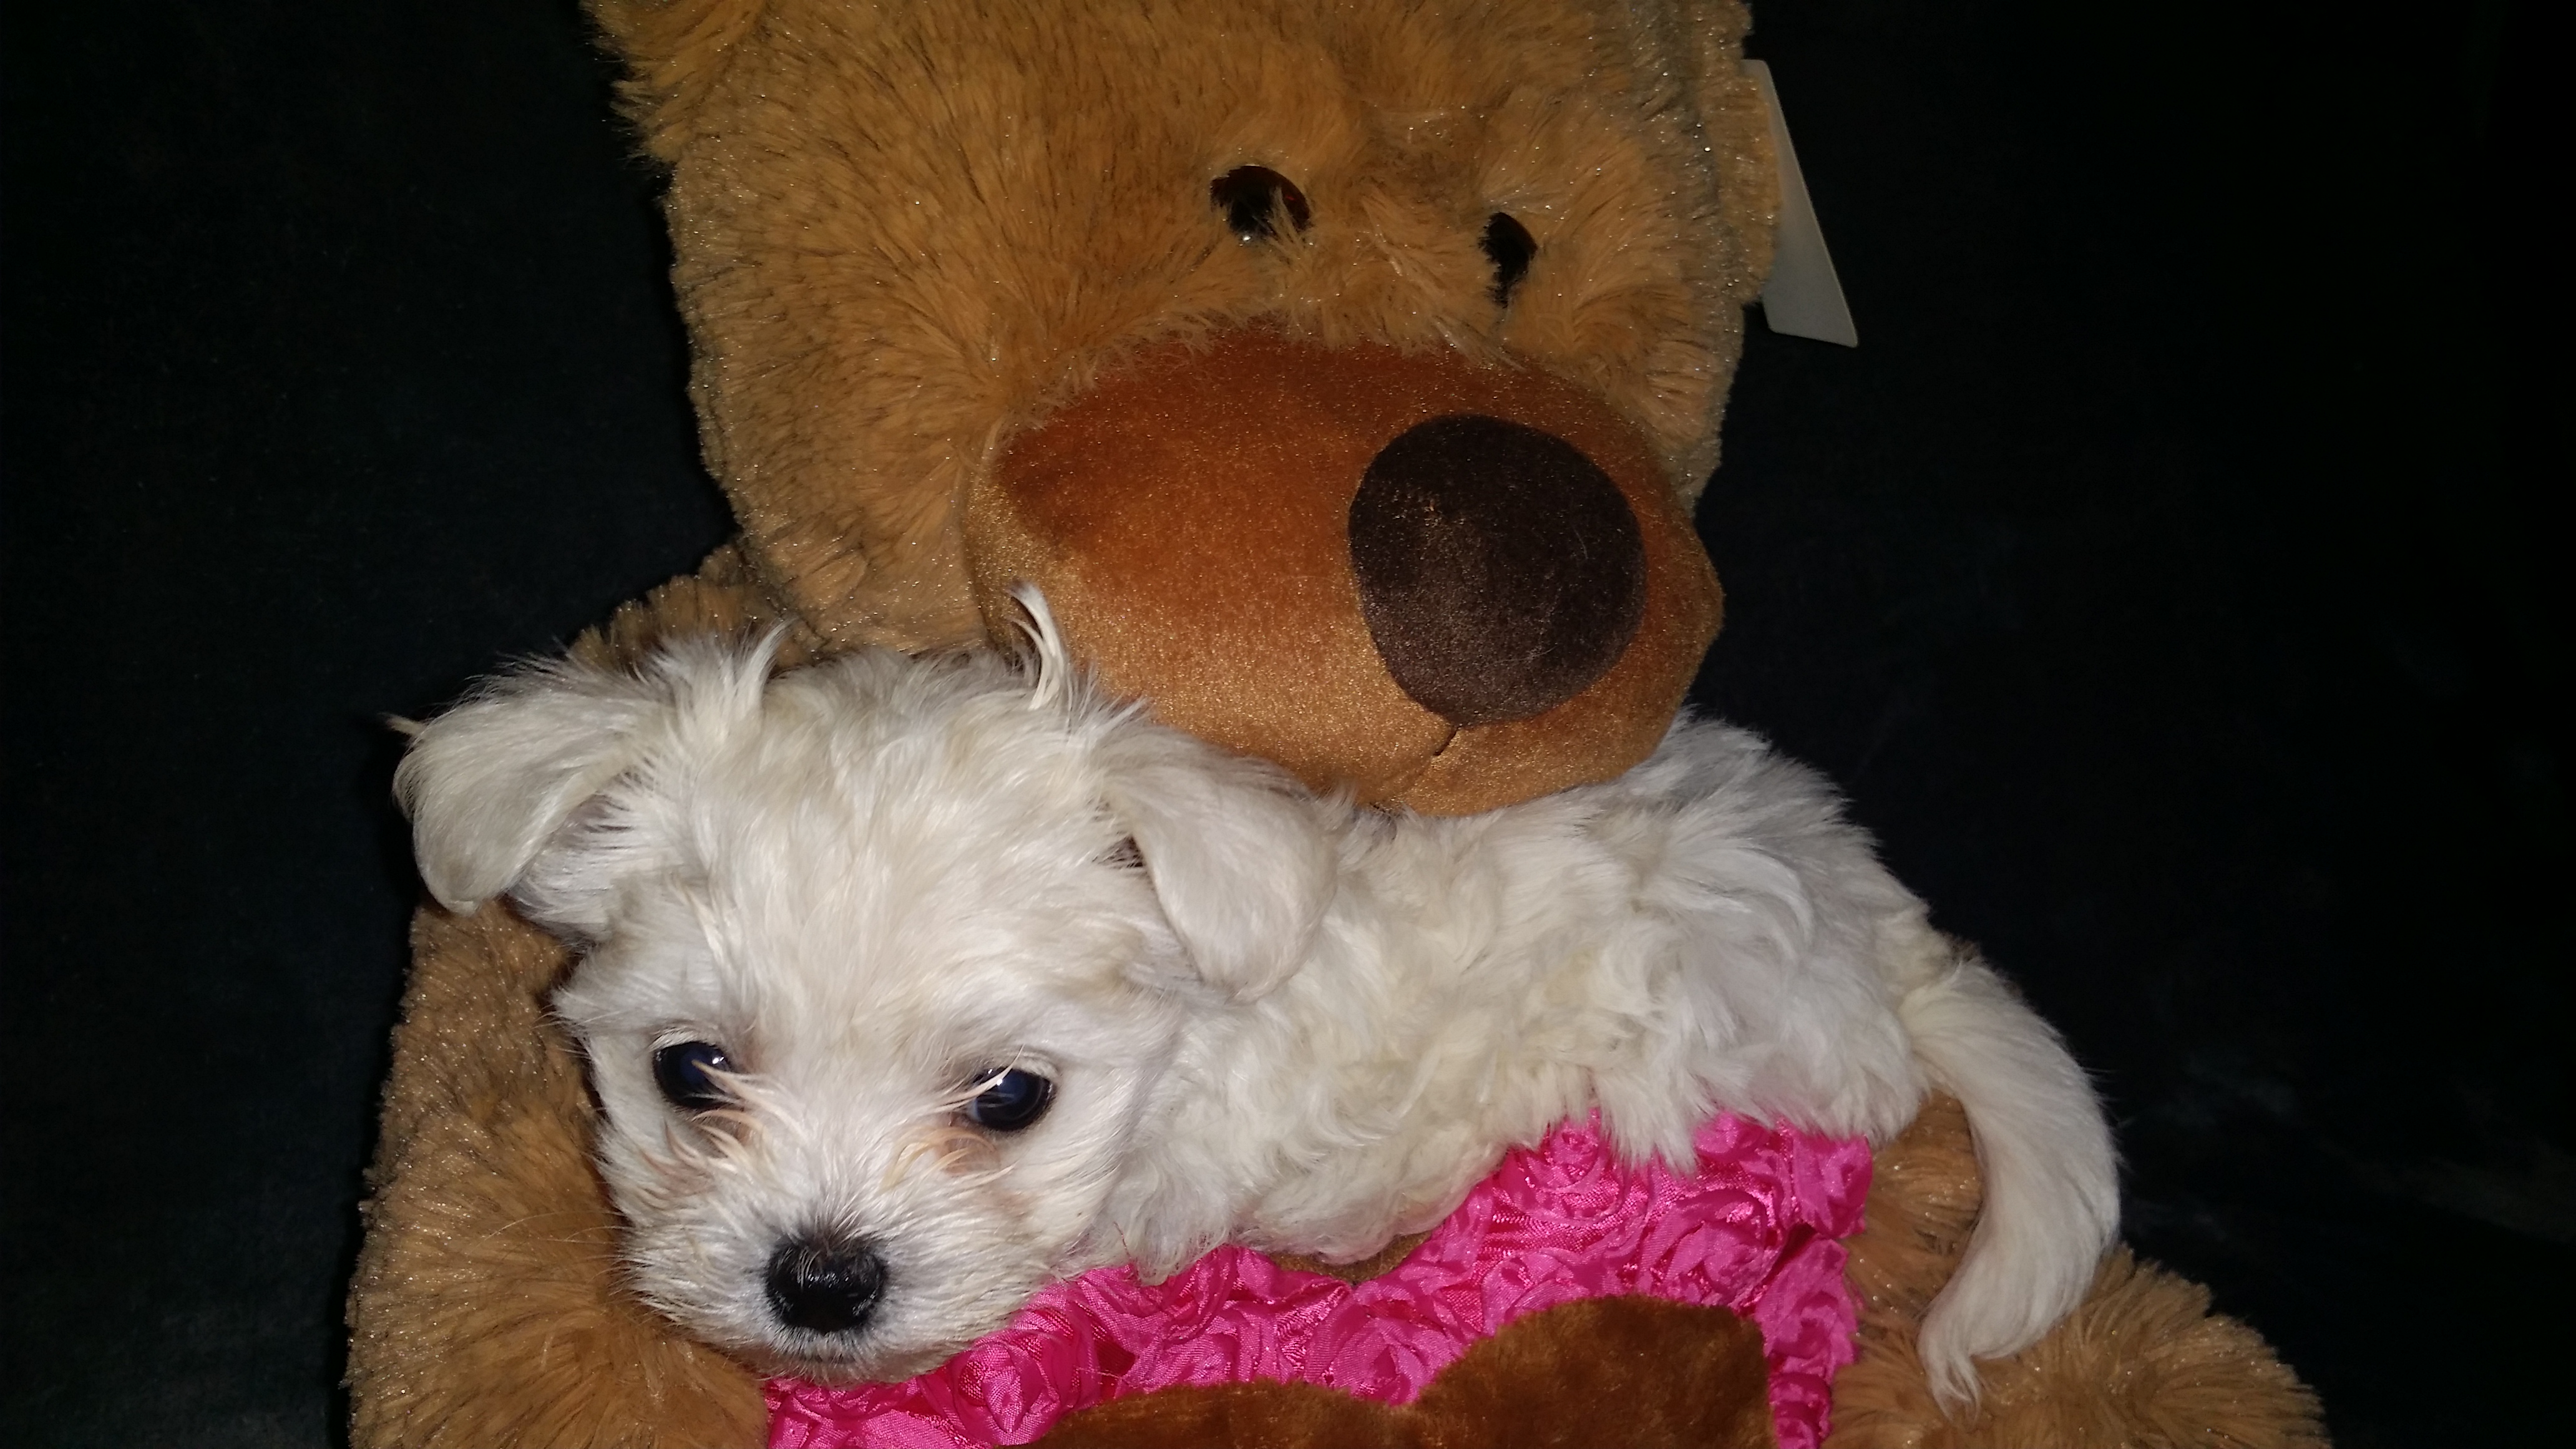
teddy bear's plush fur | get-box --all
[345,1,2328,1442]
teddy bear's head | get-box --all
[589,0,1775,812]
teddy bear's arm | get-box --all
[346,904,769,1448]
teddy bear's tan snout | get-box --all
[965,329,1721,814]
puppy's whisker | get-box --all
[698,1106,762,1159]
[956,1163,1017,1193]
[476,1209,620,1244]
[547,1000,657,1035]
[633,1127,734,1207]
[884,1137,940,1189]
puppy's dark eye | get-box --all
[1481,212,1537,306]
[1211,165,1311,242]
[653,1040,736,1113]
[964,1068,1055,1132]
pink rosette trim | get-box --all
[768,1114,1870,1449]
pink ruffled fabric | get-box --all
[768,1114,1871,1449]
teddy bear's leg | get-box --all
[1032,1380,1417,1449]
[1409,1296,1777,1448]
[1033,1297,1774,1449]
[1828,1100,2327,1448]
[348,547,793,1448]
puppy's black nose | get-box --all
[764,1232,886,1335]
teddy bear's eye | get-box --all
[1481,212,1537,306]
[1211,165,1312,242]
[963,1068,1055,1132]
[652,1040,736,1113]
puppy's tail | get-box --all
[1897,940,2119,1408]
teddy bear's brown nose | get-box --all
[1349,416,1646,727]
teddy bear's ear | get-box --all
[585,0,771,161]
[1656,1,1779,303]
[1096,730,1337,1005]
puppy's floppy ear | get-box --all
[393,656,673,926]
[1099,731,1335,1002]
[395,635,774,934]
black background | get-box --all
[2,2,2562,1444]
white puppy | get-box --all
[397,593,2115,1405]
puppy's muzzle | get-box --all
[765,1232,887,1336]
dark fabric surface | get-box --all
[1,2,2559,1446]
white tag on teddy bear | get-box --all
[1744,61,1858,348]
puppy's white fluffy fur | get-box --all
[398,593,2116,1405]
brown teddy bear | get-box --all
[344,2,2325,1443]
[592,0,1764,814]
